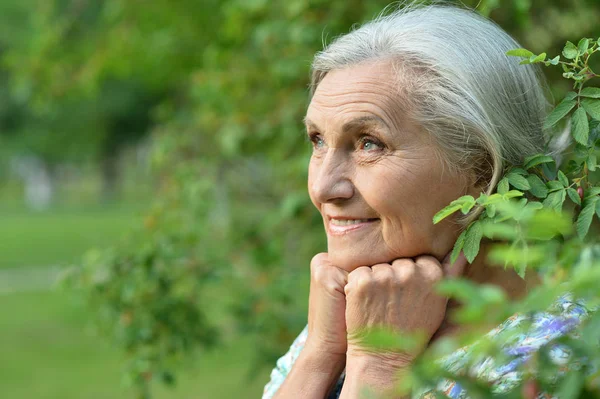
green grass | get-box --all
[0,290,270,399]
[0,203,272,398]
[0,203,146,269]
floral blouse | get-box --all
[262,295,589,398]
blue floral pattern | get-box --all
[262,295,589,398]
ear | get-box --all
[464,169,487,199]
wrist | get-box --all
[274,346,345,399]
[297,344,346,382]
[343,352,412,395]
[304,338,347,362]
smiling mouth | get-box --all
[327,218,379,235]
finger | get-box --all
[345,266,372,295]
[414,255,443,282]
[441,251,468,279]
[310,252,329,269]
[392,258,416,283]
[390,257,415,269]
[371,263,394,283]
[335,267,349,287]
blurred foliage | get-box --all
[2,0,599,397]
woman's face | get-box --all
[306,61,472,272]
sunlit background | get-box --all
[0,0,598,398]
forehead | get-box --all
[306,60,409,131]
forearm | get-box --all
[273,348,345,399]
[339,355,409,399]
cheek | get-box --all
[357,160,465,255]
[357,161,426,220]
[307,158,319,208]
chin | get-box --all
[327,246,394,272]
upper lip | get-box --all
[327,215,378,221]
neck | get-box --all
[464,240,540,299]
[431,241,540,342]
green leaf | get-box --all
[433,196,475,224]
[543,190,566,212]
[463,221,483,263]
[506,48,534,58]
[488,243,546,275]
[578,38,590,55]
[507,173,530,190]
[565,91,578,101]
[563,41,578,59]
[549,55,560,65]
[526,175,548,198]
[576,198,598,239]
[544,98,577,129]
[547,180,564,192]
[482,221,518,240]
[567,187,581,206]
[510,167,528,176]
[589,154,598,171]
[558,170,569,187]
[571,107,590,145]
[528,209,572,239]
[557,371,584,399]
[450,229,467,264]
[432,204,462,224]
[503,190,524,199]
[461,202,474,214]
[582,98,600,120]
[497,178,509,194]
[580,87,600,98]
[481,194,505,207]
[585,187,600,199]
[524,154,555,170]
[530,52,546,63]
[596,201,600,219]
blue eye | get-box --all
[309,134,325,149]
[360,137,383,151]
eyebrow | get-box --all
[303,115,390,134]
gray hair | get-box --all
[310,2,550,221]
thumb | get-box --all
[441,251,468,279]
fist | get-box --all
[344,254,467,361]
[305,253,349,357]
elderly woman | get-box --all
[263,4,586,399]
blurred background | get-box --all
[0,0,598,398]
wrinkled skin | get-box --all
[304,60,474,358]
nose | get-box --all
[309,148,354,204]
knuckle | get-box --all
[310,252,329,269]
[415,257,444,282]
[324,282,340,294]
[394,262,415,283]
[391,258,415,269]
[372,264,394,282]
[312,266,325,282]
[415,255,438,267]
[425,266,444,283]
[348,266,373,289]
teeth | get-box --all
[330,219,371,226]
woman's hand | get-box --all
[273,253,348,398]
[305,252,349,358]
[340,254,468,398]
